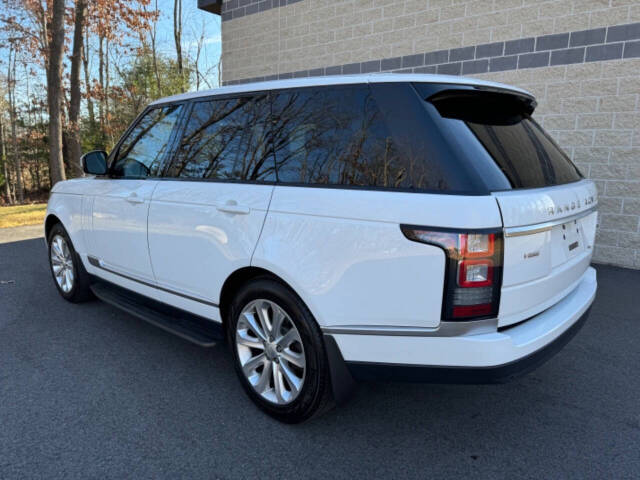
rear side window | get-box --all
[270,85,434,190]
[427,90,582,189]
[112,105,183,178]
[167,95,275,181]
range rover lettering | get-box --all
[45,74,598,423]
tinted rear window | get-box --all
[270,85,438,191]
[426,89,582,189]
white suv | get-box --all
[45,74,597,423]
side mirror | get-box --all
[81,150,108,175]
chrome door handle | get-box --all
[126,193,145,204]
[217,201,250,215]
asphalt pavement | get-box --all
[1,226,639,479]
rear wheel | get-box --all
[48,223,93,303]
[227,277,333,423]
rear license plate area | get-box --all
[561,220,581,256]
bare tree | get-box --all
[190,19,220,91]
[69,0,88,177]
[98,34,105,142]
[47,0,66,186]
[173,0,183,91]
[82,23,95,129]
[149,0,162,93]
[105,37,113,146]
[7,45,23,202]
[193,20,205,91]
[0,113,14,204]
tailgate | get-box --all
[494,180,598,327]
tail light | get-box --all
[400,226,503,321]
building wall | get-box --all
[218,0,640,269]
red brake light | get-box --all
[452,304,493,318]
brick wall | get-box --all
[218,0,640,269]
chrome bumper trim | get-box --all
[322,318,498,337]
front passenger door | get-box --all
[89,104,183,283]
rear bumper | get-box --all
[325,266,596,385]
[344,306,590,383]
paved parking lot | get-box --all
[1,227,639,479]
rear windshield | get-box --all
[423,87,583,190]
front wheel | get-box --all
[48,223,93,303]
[227,278,333,423]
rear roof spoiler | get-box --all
[413,83,537,115]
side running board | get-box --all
[90,280,223,347]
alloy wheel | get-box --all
[235,299,306,405]
[50,234,75,294]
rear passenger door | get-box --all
[147,93,275,305]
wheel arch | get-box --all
[219,266,299,328]
[44,213,62,242]
[45,193,87,255]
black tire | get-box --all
[227,277,334,423]
[47,222,94,303]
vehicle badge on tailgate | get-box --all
[547,195,595,216]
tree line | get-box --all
[0,0,219,205]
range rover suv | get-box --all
[45,74,597,423]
